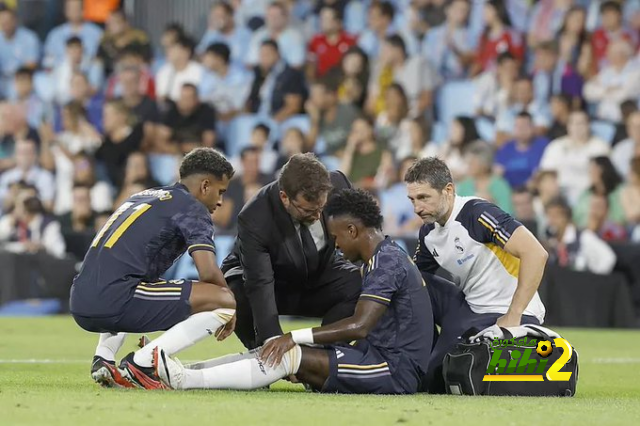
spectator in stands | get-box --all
[43,0,103,68]
[586,191,627,242]
[40,103,101,215]
[543,195,616,274]
[199,42,252,124]
[457,141,514,213]
[546,93,572,140]
[153,23,185,73]
[155,35,204,104]
[367,34,439,118]
[275,126,305,172]
[58,184,96,235]
[540,110,610,204]
[379,155,423,237]
[70,152,113,213]
[423,0,476,80]
[246,123,277,175]
[246,2,305,68]
[117,65,159,149]
[96,100,143,189]
[357,1,396,60]
[374,83,421,161]
[612,111,640,178]
[532,169,560,234]
[0,104,40,170]
[473,52,518,118]
[112,151,160,207]
[495,76,550,141]
[246,39,306,122]
[159,83,216,154]
[0,6,40,97]
[196,1,252,67]
[60,71,104,133]
[214,146,272,230]
[437,116,480,182]
[97,8,152,76]
[330,46,369,108]
[400,0,436,54]
[531,42,563,107]
[621,157,640,242]
[51,37,104,106]
[0,192,66,258]
[307,5,356,81]
[591,1,637,72]
[306,75,360,155]
[10,68,46,129]
[105,46,156,99]
[511,186,539,235]
[555,5,592,102]
[340,116,392,189]
[584,39,640,123]
[611,99,638,145]
[0,139,55,211]
[495,112,550,188]
[527,0,573,50]
[471,0,524,76]
[573,156,625,228]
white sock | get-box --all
[95,333,126,361]
[133,309,235,367]
[182,345,302,390]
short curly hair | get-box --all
[404,157,452,191]
[278,153,332,202]
[179,147,235,180]
[324,188,383,229]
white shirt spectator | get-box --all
[199,65,253,115]
[245,27,305,68]
[611,138,640,178]
[583,60,640,122]
[559,224,617,275]
[473,70,509,117]
[0,166,55,208]
[0,214,66,258]
[539,135,610,204]
[155,60,204,102]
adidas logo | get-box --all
[432,248,439,257]
[206,329,214,336]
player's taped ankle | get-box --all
[212,308,236,324]
[285,345,303,376]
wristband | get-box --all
[291,328,314,345]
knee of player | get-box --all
[205,285,235,311]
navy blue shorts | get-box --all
[72,279,193,333]
[321,341,422,395]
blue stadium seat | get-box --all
[436,80,477,129]
[430,121,447,145]
[147,153,179,186]
[590,120,616,144]
[276,115,312,149]
[226,114,276,157]
[476,117,496,143]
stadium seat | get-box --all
[476,117,496,143]
[147,153,179,186]
[430,121,447,145]
[276,115,312,150]
[225,114,277,157]
[590,120,616,144]
[436,80,477,130]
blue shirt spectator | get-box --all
[43,0,103,68]
[0,7,40,97]
[8,68,47,129]
[196,1,252,67]
[495,112,550,188]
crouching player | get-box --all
[155,189,434,394]
[69,148,237,389]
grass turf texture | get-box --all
[1,318,640,426]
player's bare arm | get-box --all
[499,226,549,327]
[261,299,387,367]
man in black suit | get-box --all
[221,153,362,349]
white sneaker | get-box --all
[154,347,185,390]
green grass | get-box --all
[1,318,640,426]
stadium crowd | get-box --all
[1,0,640,286]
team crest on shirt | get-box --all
[454,237,464,254]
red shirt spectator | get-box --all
[591,1,637,70]
[476,29,524,72]
[308,5,356,78]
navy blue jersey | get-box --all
[70,183,216,317]
[359,238,432,376]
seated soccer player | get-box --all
[155,188,435,394]
[69,148,237,389]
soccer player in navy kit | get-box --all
[155,189,434,394]
[404,157,549,393]
[70,148,237,389]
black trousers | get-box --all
[228,260,362,350]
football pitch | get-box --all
[1,318,640,426]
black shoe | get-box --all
[91,355,135,388]
[118,352,167,390]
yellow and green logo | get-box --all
[483,338,573,382]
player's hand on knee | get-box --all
[260,334,295,368]
[215,314,236,341]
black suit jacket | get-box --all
[221,170,352,340]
